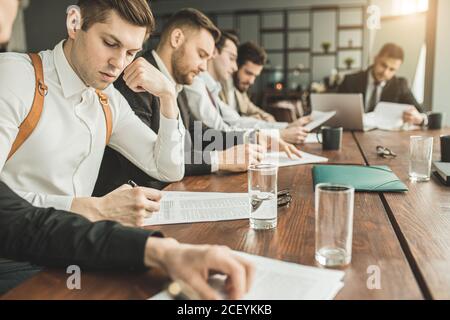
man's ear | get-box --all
[66,5,82,40]
[170,28,185,49]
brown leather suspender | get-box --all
[7,53,113,161]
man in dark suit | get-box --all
[94,9,300,196]
[0,181,253,298]
[338,43,427,126]
[93,9,267,196]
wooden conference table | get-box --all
[2,129,450,300]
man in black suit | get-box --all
[338,43,427,126]
[0,181,254,298]
[94,8,298,195]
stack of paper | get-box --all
[263,151,328,168]
[304,110,337,131]
[364,102,414,131]
[143,192,249,226]
[150,251,345,300]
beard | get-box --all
[171,45,197,85]
[233,72,250,92]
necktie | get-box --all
[367,82,380,113]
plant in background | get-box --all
[321,42,331,53]
[344,57,355,69]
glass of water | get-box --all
[409,136,434,182]
[315,183,354,267]
[248,163,278,230]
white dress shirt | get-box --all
[184,72,288,132]
[151,51,220,172]
[0,40,185,210]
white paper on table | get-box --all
[304,111,337,131]
[143,192,249,226]
[263,151,328,168]
[364,102,412,131]
[304,133,321,144]
[149,251,345,300]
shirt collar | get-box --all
[151,50,183,95]
[53,40,90,98]
[199,71,222,97]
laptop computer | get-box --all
[310,93,376,131]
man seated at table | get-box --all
[0,0,186,227]
[183,31,311,144]
[0,2,252,299]
[0,181,253,298]
[220,41,277,122]
[338,43,427,126]
[94,8,300,196]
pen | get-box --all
[167,280,201,300]
[128,180,138,188]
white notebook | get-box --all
[150,251,345,300]
[263,151,328,167]
[143,192,249,226]
[364,102,413,131]
[304,111,337,131]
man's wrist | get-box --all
[159,94,179,119]
[144,237,179,269]
[70,197,103,222]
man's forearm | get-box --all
[70,197,103,222]
[0,183,160,270]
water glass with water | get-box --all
[248,164,278,230]
[409,136,434,182]
[315,183,354,267]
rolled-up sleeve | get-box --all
[108,95,185,182]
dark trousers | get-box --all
[0,259,42,295]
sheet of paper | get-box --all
[304,133,321,144]
[304,111,337,131]
[143,192,249,226]
[365,102,412,131]
[263,151,328,167]
[150,251,345,300]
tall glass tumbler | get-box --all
[315,183,355,267]
[248,164,278,230]
[409,136,434,182]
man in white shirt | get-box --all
[0,3,255,298]
[0,0,185,227]
[184,32,311,144]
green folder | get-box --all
[312,165,408,192]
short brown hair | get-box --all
[77,0,155,38]
[216,31,239,53]
[160,8,220,44]
[377,43,405,61]
[237,41,267,68]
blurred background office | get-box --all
[8,0,449,124]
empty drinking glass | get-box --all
[315,183,355,267]
[409,136,434,182]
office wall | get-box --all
[432,0,450,123]
[152,0,367,13]
[24,0,73,52]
